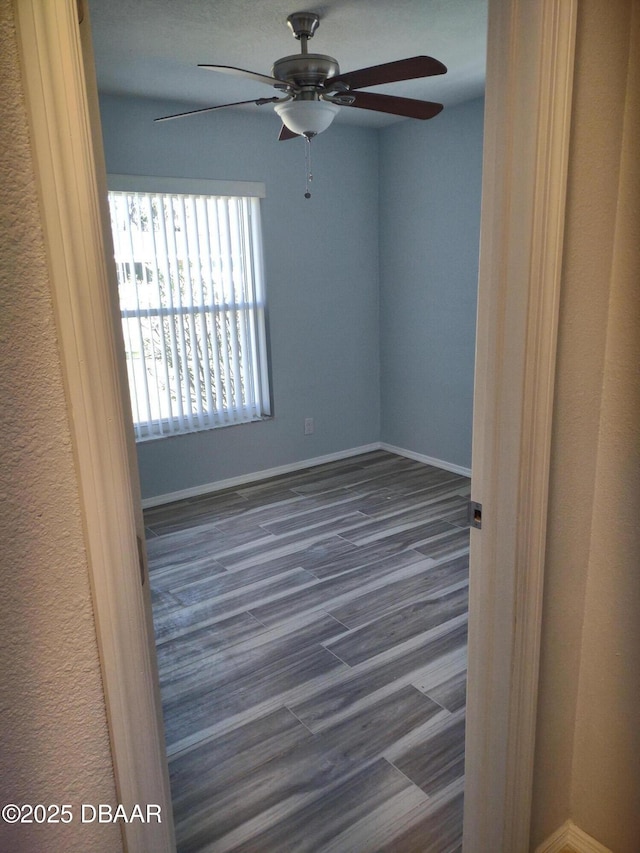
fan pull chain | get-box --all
[304,133,313,198]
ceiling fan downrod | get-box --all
[304,134,313,198]
[286,11,320,51]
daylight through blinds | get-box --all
[108,189,270,440]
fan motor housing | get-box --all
[272,54,339,88]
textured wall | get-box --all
[568,0,640,846]
[0,2,121,852]
[531,0,640,849]
[379,97,483,468]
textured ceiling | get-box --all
[88,0,487,128]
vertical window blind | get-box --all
[108,181,270,441]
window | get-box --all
[107,176,270,441]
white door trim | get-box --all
[536,820,614,853]
[12,0,577,850]
[464,0,577,850]
[13,1,175,850]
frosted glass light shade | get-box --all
[274,99,339,136]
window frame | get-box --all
[107,174,271,442]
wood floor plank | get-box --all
[145,452,470,852]
[415,526,470,562]
[348,479,470,520]
[150,557,228,594]
[349,492,470,532]
[327,554,469,630]
[343,465,465,499]
[215,511,370,570]
[169,707,314,813]
[163,643,346,747]
[146,520,271,565]
[158,554,307,601]
[152,567,320,644]
[248,550,431,628]
[212,488,355,535]
[235,459,370,500]
[168,565,317,608]
[290,622,468,732]
[339,513,463,548]
[144,490,251,534]
[212,758,421,853]
[256,493,373,537]
[308,536,438,581]
[422,668,468,713]
[325,585,469,666]
[393,713,467,797]
[155,610,267,678]
[373,786,465,853]
[161,611,348,708]
[289,464,416,497]
[174,685,441,850]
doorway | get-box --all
[13,0,577,849]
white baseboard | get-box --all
[379,443,472,478]
[141,442,472,508]
[536,820,613,853]
[141,444,380,508]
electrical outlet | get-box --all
[304,417,314,435]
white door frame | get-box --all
[13,0,577,850]
[463,0,577,850]
[13,0,175,850]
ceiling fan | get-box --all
[155,11,447,138]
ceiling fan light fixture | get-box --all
[274,98,339,137]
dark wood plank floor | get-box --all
[145,451,470,853]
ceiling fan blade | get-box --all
[343,91,443,120]
[154,97,281,122]
[199,64,289,89]
[328,56,446,91]
[278,124,299,141]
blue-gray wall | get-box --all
[379,97,484,469]
[100,94,381,498]
[99,94,483,500]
